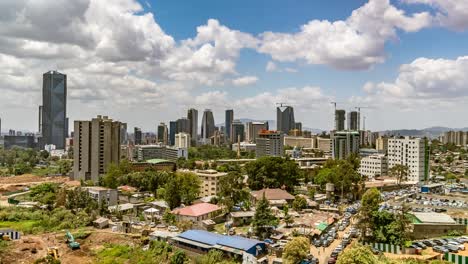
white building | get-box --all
[175,133,191,148]
[359,154,388,179]
[256,130,284,158]
[232,142,256,152]
[387,137,429,183]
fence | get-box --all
[364,242,401,254]
[453,218,468,226]
[445,253,468,264]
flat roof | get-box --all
[177,230,264,251]
[412,212,455,224]
[145,159,173,164]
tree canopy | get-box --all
[246,157,302,192]
[282,237,310,264]
[252,194,278,238]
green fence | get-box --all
[364,243,401,254]
[445,253,468,264]
[453,218,468,226]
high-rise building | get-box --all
[359,154,388,179]
[442,131,468,146]
[157,123,169,145]
[277,106,295,134]
[120,123,128,144]
[347,111,359,131]
[335,109,346,131]
[175,132,191,148]
[387,137,429,183]
[331,130,360,159]
[376,136,388,154]
[246,121,268,143]
[295,122,302,131]
[201,109,215,143]
[169,121,177,146]
[225,109,234,142]
[134,127,142,145]
[3,135,36,149]
[41,70,67,149]
[256,130,284,158]
[73,115,121,182]
[187,108,198,146]
[230,119,245,143]
[38,106,42,134]
[176,118,190,134]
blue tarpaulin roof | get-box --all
[177,230,264,252]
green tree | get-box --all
[389,164,409,186]
[388,203,412,247]
[282,237,310,264]
[170,250,189,264]
[102,163,122,188]
[292,196,307,211]
[30,183,59,208]
[336,243,378,264]
[196,250,237,264]
[164,178,182,209]
[252,194,278,238]
[357,188,382,242]
[57,159,72,175]
[283,205,294,227]
[163,208,176,225]
[218,171,249,211]
[246,157,303,192]
[65,187,98,213]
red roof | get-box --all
[172,203,220,217]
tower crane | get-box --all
[355,106,371,130]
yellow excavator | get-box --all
[47,247,59,260]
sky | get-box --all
[1,0,468,132]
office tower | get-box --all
[3,135,36,149]
[387,137,429,182]
[276,105,295,134]
[134,127,142,145]
[230,119,245,143]
[157,123,169,145]
[41,70,67,149]
[38,106,43,134]
[246,121,268,143]
[169,121,177,146]
[256,130,284,158]
[187,108,198,146]
[201,109,215,143]
[73,115,121,182]
[176,118,190,134]
[175,132,191,148]
[295,122,302,131]
[331,130,360,159]
[347,111,359,131]
[225,109,234,141]
[335,109,346,131]
[120,123,128,144]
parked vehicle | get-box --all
[443,244,459,253]
[433,246,448,254]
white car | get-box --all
[448,242,465,250]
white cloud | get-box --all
[403,0,468,30]
[232,76,258,86]
[266,61,278,72]
[258,0,431,70]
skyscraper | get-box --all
[176,118,190,134]
[120,123,128,144]
[230,119,245,143]
[73,115,121,182]
[201,109,215,143]
[41,70,67,149]
[134,127,142,145]
[276,105,295,134]
[225,109,234,142]
[187,108,198,146]
[246,121,268,143]
[335,109,346,131]
[169,121,177,146]
[347,111,359,131]
[157,122,168,145]
[331,130,360,159]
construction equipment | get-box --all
[47,247,59,259]
[355,106,371,130]
[65,231,80,250]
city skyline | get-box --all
[1,0,468,132]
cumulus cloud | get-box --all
[258,0,431,70]
[403,0,468,30]
[232,76,258,86]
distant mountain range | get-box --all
[216,118,324,134]
[379,127,468,138]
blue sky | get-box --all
[1,0,468,132]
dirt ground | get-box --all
[0,174,70,195]
[1,229,139,264]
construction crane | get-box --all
[65,231,80,250]
[276,102,289,107]
[355,106,371,130]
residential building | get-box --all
[187,108,198,146]
[331,130,360,159]
[40,70,67,149]
[347,111,359,131]
[201,109,215,144]
[442,131,468,146]
[289,129,302,137]
[284,135,316,148]
[157,123,168,145]
[225,109,233,142]
[84,186,118,206]
[359,154,388,179]
[256,130,284,158]
[251,188,294,208]
[136,145,188,162]
[232,142,256,153]
[134,127,142,145]
[169,121,177,146]
[230,119,244,143]
[120,123,128,144]
[73,115,121,182]
[172,203,221,223]
[210,130,225,146]
[195,169,228,197]
[387,136,429,182]
[246,121,268,143]
[277,105,295,134]
[175,132,191,148]
[317,137,332,153]
[335,109,346,131]
[131,159,176,172]
[376,136,389,153]
[3,135,36,149]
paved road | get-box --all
[309,224,353,264]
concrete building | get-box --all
[359,154,388,179]
[376,136,388,153]
[347,111,359,131]
[120,123,128,144]
[40,70,67,149]
[230,119,244,143]
[201,109,215,144]
[134,127,142,145]
[331,131,360,159]
[136,145,188,162]
[277,105,295,134]
[157,123,168,145]
[3,135,36,149]
[84,186,118,206]
[210,130,225,146]
[73,115,121,182]
[225,109,233,142]
[187,108,198,146]
[175,132,191,148]
[256,130,284,158]
[317,137,332,153]
[195,169,228,197]
[294,122,302,132]
[169,121,177,146]
[284,135,316,148]
[232,142,256,153]
[246,121,268,143]
[387,136,429,183]
[172,203,221,224]
[335,109,346,131]
[442,131,468,146]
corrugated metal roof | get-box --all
[413,212,455,224]
[177,230,264,251]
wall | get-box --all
[411,224,466,239]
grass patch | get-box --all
[31,167,57,177]
[0,220,40,233]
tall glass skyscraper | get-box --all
[225,109,233,142]
[276,106,295,134]
[201,109,215,142]
[187,108,198,146]
[41,70,67,149]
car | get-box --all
[328,257,337,264]
[433,246,448,254]
[414,242,427,249]
[421,240,433,247]
[433,239,445,246]
[278,240,289,246]
[313,239,322,247]
[443,245,459,253]
[338,225,345,231]
[371,247,381,255]
[168,226,179,232]
[447,242,464,250]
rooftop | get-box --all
[146,159,173,164]
[177,230,264,251]
[412,212,456,224]
[172,203,220,217]
[251,188,294,201]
